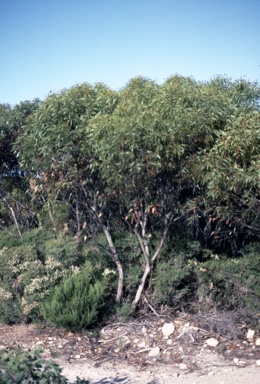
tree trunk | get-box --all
[0,194,22,237]
[132,262,150,309]
[81,185,124,302]
[101,224,124,302]
[132,212,173,308]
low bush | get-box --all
[41,262,104,331]
[194,242,260,313]
[0,228,84,324]
[0,346,89,383]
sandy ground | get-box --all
[59,357,260,384]
[1,316,259,384]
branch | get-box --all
[151,212,173,262]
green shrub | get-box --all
[115,301,134,321]
[152,254,196,308]
[0,228,85,323]
[0,347,89,383]
[194,242,260,313]
[41,262,104,331]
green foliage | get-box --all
[198,110,260,201]
[0,347,89,383]
[115,301,134,321]
[184,242,260,314]
[2,76,260,313]
[152,240,201,307]
[41,263,104,331]
[0,228,83,323]
[150,237,260,316]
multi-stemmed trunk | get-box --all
[132,211,173,309]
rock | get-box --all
[179,363,187,370]
[246,329,255,341]
[255,338,260,346]
[205,338,219,347]
[162,322,175,337]
[148,346,160,357]
[166,339,172,345]
[35,340,44,346]
[138,341,146,348]
[233,357,240,364]
[255,360,260,366]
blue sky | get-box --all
[1,0,259,105]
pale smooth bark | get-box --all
[132,212,173,308]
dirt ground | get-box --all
[59,358,260,384]
[0,312,259,383]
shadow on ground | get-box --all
[90,376,158,384]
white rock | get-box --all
[138,341,146,348]
[142,326,147,333]
[255,338,260,346]
[35,340,44,346]
[255,360,260,366]
[75,355,81,359]
[179,363,187,370]
[205,338,219,347]
[233,357,240,364]
[162,322,175,337]
[148,346,160,357]
[166,339,173,345]
[246,329,255,341]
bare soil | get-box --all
[0,312,259,383]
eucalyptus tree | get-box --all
[88,77,177,307]
[87,76,231,307]
[15,76,260,308]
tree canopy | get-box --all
[0,75,259,313]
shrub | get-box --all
[115,301,134,321]
[194,242,260,313]
[0,346,89,383]
[0,228,84,323]
[41,262,104,331]
[152,254,196,308]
